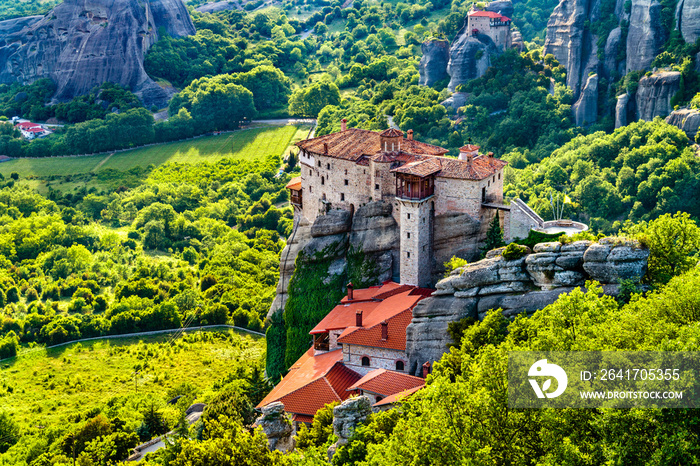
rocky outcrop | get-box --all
[543,0,600,98]
[432,212,482,281]
[666,107,700,139]
[195,0,241,13]
[603,27,624,79]
[615,93,634,128]
[447,33,496,91]
[406,238,649,376]
[327,396,371,460]
[677,0,700,44]
[253,402,294,453]
[268,203,400,318]
[418,39,450,87]
[572,73,598,126]
[486,0,515,17]
[439,92,469,110]
[626,0,666,72]
[0,0,195,107]
[635,72,681,120]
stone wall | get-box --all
[405,238,649,376]
[342,342,409,376]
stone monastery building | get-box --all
[467,9,513,51]
[287,122,509,287]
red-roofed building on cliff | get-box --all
[257,282,431,427]
[291,124,510,287]
[467,6,513,51]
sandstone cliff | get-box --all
[666,107,700,139]
[418,39,450,87]
[405,238,649,376]
[571,73,598,126]
[0,0,195,107]
[677,0,700,44]
[447,33,496,91]
[635,71,681,121]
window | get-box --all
[309,170,312,176]
[321,177,325,185]
[375,184,379,190]
[498,173,501,180]
[407,252,411,258]
[327,163,330,169]
[407,213,411,219]
[488,181,490,187]
[340,193,345,201]
[396,360,405,371]
[309,186,313,193]
[361,356,370,367]
[493,176,495,182]
[344,179,349,185]
[318,161,321,167]
[407,232,411,239]
[376,395,384,402]
[345,169,348,175]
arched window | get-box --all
[361,356,370,367]
[395,360,405,371]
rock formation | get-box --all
[195,0,241,14]
[572,74,598,126]
[677,0,700,44]
[666,107,700,139]
[626,0,666,72]
[635,71,681,120]
[405,238,649,376]
[447,33,496,91]
[418,39,450,87]
[615,93,634,128]
[327,396,372,460]
[253,402,294,453]
[0,0,195,107]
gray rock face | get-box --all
[572,74,598,126]
[419,39,450,87]
[253,402,294,453]
[432,212,482,282]
[676,0,700,44]
[267,217,311,319]
[615,93,633,128]
[635,72,681,121]
[311,209,352,237]
[406,238,649,375]
[0,0,195,107]
[447,33,495,91]
[603,27,625,79]
[665,108,700,139]
[486,0,515,18]
[328,396,372,459]
[626,0,666,72]
[440,92,469,110]
[543,0,601,98]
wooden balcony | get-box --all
[395,174,435,201]
[290,190,302,207]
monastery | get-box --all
[467,7,513,51]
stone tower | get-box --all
[398,197,434,287]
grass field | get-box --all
[0,329,264,435]
[0,125,301,179]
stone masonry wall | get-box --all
[405,238,649,376]
[342,344,409,376]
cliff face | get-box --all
[626,0,666,72]
[677,0,700,43]
[0,0,195,107]
[447,33,497,91]
[405,238,649,376]
[666,107,700,139]
[418,39,450,87]
[635,71,681,120]
[571,73,598,126]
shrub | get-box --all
[443,255,468,277]
[501,243,529,260]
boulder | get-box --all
[626,0,667,73]
[0,0,195,107]
[328,396,372,459]
[572,74,598,126]
[253,402,294,453]
[310,209,352,237]
[635,72,681,121]
[440,92,469,110]
[583,238,649,283]
[418,39,450,87]
[665,108,700,140]
[447,33,495,91]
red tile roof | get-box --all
[389,152,508,181]
[469,10,511,21]
[337,307,414,351]
[256,349,361,417]
[16,122,41,129]
[296,128,448,162]
[348,369,425,397]
[460,144,480,152]
[285,176,302,190]
[373,384,424,407]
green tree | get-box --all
[481,215,505,255]
[288,81,341,118]
[0,411,19,453]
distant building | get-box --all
[257,282,430,426]
[467,8,512,51]
[15,121,51,140]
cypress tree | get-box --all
[482,215,506,256]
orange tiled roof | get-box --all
[285,176,302,190]
[337,307,414,351]
[373,384,424,407]
[392,158,442,178]
[348,369,425,397]
[389,152,507,181]
[460,144,480,152]
[256,349,361,417]
[295,128,448,161]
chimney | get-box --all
[341,118,347,131]
[422,362,431,378]
[347,282,354,301]
[356,310,362,327]
[487,151,494,158]
[381,321,388,341]
[407,129,413,140]
[324,143,329,154]
[459,144,479,162]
